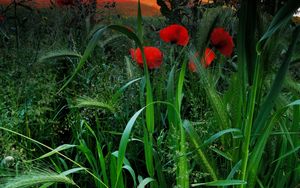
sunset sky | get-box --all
[0,0,161,16]
[0,0,212,17]
[0,0,160,8]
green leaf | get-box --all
[226,160,241,180]
[257,0,300,53]
[272,145,300,163]
[253,26,300,136]
[123,165,137,188]
[111,77,142,103]
[137,177,156,188]
[191,180,246,187]
[202,128,242,147]
[116,107,145,185]
[29,144,76,162]
[38,50,82,63]
[167,66,177,125]
[210,147,232,161]
[237,0,258,85]
[82,121,108,185]
[247,100,300,188]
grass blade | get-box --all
[28,144,76,162]
[115,107,145,186]
[253,26,300,136]
[247,100,300,188]
[271,145,300,163]
[202,128,242,147]
[191,180,246,187]
[40,168,85,188]
[257,0,300,53]
[183,120,218,181]
[137,177,156,188]
[0,127,108,188]
[2,171,77,188]
[123,165,137,188]
[38,50,82,63]
[58,24,144,93]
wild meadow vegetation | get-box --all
[0,0,300,187]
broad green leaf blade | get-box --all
[78,139,98,171]
[136,0,155,180]
[30,144,76,162]
[202,128,242,147]
[210,147,232,161]
[178,121,189,188]
[253,26,300,136]
[137,177,156,188]
[257,0,300,53]
[123,165,137,188]
[226,160,242,180]
[191,180,246,187]
[60,167,85,176]
[167,66,176,125]
[82,120,109,185]
[237,0,258,85]
[176,60,187,110]
[247,100,300,188]
[111,77,142,103]
[137,0,143,42]
[38,50,82,63]
[175,61,189,188]
[143,126,154,177]
[116,107,145,184]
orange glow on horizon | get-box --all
[0,0,161,16]
[0,0,160,8]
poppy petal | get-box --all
[130,46,163,69]
[201,48,216,67]
[189,48,216,72]
[159,24,189,46]
[210,28,234,57]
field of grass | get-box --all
[0,0,300,188]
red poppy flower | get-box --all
[56,0,74,6]
[159,24,189,46]
[210,28,234,57]
[188,48,216,72]
[202,48,216,67]
[130,46,163,69]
